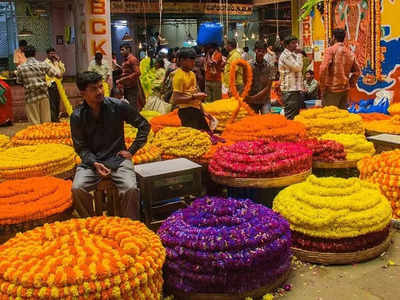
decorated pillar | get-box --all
[74,0,112,72]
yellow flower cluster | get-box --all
[153,127,211,159]
[0,144,76,180]
[124,123,155,145]
[358,150,400,219]
[364,115,400,134]
[320,133,375,161]
[203,98,249,131]
[294,106,364,138]
[11,122,72,146]
[0,217,165,299]
[140,110,161,121]
[388,103,400,116]
[273,175,392,239]
[0,134,9,150]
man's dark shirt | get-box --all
[70,97,150,170]
[249,60,273,104]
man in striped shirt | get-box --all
[319,28,361,109]
[278,36,304,119]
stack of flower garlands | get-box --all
[158,196,291,294]
[10,122,72,146]
[209,140,312,178]
[358,150,400,219]
[0,217,166,299]
[294,106,364,138]
[221,114,306,143]
[388,103,400,116]
[202,98,252,131]
[364,115,400,134]
[0,177,72,226]
[298,139,346,162]
[319,134,375,161]
[0,134,9,150]
[153,127,211,161]
[358,113,390,122]
[0,144,75,180]
[273,175,392,253]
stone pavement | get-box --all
[1,123,400,300]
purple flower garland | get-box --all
[158,196,292,294]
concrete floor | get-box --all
[2,123,400,300]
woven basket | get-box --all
[312,160,359,178]
[0,207,73,244]
[211,170,311,188]
[292,229,393,265]
[170,269,290,300]
[312,160,358,169]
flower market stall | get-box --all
[273,175,392,264]
[158,196,291,299]
[0,217,165,299]
[0,177,73,243]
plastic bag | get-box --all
[197,22,223,46]
[143,95,172,115]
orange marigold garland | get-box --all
[364,115,400,134]
[222,114,306,143]
[359,113,391,122]
[11,122,72,146]
[0,217,165,299]
[150,110,182,133]
[0,177,72,225]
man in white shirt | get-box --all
[88,52,111,82]
[278,36,303,119]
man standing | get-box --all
[71,71,150,219]
[45,48,66,122]
[246,41,274,114]
[204,43,223,102]
[278,36,303,119]
[303,70,319,100]
[319,28,361,109]
[13,40,27,67]
[223,40,243,94]
[88,52,111,82]
[117,44,141,109]
[16,45,60,124]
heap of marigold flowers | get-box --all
[364,115,400,134]
[0,144,75,180]
[273,175,392,252]
[221,114,306,142]
[150,110,182,133]
[209,140,312,178]
[153,127,211,159]
[320,133,375,161]
[0,217,165,299]
[358,150,400,219]
[388,103,400,116]
[0,177,72,225]
[11,122,72,146]
[0,134,9,150]
[359,113,390,122]
[294,106,364,138]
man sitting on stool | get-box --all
[71,71,150,219]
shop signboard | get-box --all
[300,16,313,54]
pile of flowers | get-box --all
[299,139,346,162]
[150,110,182,133]
[273,175,392,252]
[358,150,400,219]
[0,144,76,180]
[140,110,161,121]
[202,98,251,131]
[0,177,72,225]
[388,103,400,116]
[0,217,165,299]
[209,140,312,178]
[221,114,306,142]
[124,124,160,164]
[320,134,375,161]
[294,106,364,138]
[11,122,72,146]
[0,134,9,150]
[364,115,400,134]
[153,127,211,159]
[359,113,390,122]
[158,196,291,294]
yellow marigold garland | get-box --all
[294,106,364,138]
[11,122,72,146]
[54,78,73,116]
[364,115,400,134]
[153,127,211,159]
[0,134,9,150]
[140,110,161,121]
[0,177,72,225]
[319,133,375,161]
[273,175,392,239]
[103,81,110,97]
[0,144,76,180]
[0,217,165,299]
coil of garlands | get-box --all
[228,58,255,123]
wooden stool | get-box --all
[94,179,121,216]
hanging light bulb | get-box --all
[139,42,143,49]
[251,33,255,39]
[234,31,238,37]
